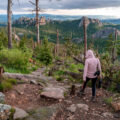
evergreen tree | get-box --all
[35,37,53,66]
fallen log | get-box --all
[64,71,82,79]
[3,72,49,86]
[72,56,84,65]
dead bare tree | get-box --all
[29,0,41,45]
[112,29,117,63]
[7,0,12,49]
[83,18,87,61]
[56,29,59,55]
[36,0,40,45]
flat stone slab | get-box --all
[14,107,29,120]
[25,104,60,120]
[41,87,65,99]
[67,103,89,113]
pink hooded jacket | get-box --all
[83,50,102,81]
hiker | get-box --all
[78,50,102,102]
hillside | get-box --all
[0,16,120,52]
[11,16,120,52]
[12,17,103,40]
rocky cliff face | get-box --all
[13,16,47,26]
[92,27,120,39]
[79,16,103,27]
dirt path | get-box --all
[4,68,120,120]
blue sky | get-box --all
[0,0,120,18]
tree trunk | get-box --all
[83,18,87,61]
[56,29,59,55]
[36,0,40,45]
[112,29,117,63]
[7,0,12,49]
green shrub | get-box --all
[67,63,84,73]
[6,78,17,85]
[56,77,63,82]
[0,82,12,91]
[104,97,113,106]
[0,48,32,73]
[0,78,17,91]
[34,37,53,66]
[55,70,65,76]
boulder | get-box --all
[76,104,89,111]
[14,107,29,120]
[111,102,120,111]
[0,104,12,120]
[0,92,5,103]
[67,104,77,113]
[40,87,65,100]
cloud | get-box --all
[0,0,120,16]
[55,0,120,9]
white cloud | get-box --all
[1,6,120,18]
[44,7,120,18]
[0,9,7,14]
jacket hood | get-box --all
[86,50,95,59]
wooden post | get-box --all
[36,0,40,45]
[7,0,12,49]
[83,18,87,61]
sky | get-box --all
[0,0,120,18]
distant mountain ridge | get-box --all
[0,14,120,24]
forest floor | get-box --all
[4,68,120,120]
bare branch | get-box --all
[29,1,36,6]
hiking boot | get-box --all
[90,96,96,102]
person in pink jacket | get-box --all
[78,50,102,101]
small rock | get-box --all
[67,104,77,113]
[30,80,37,85]
[64,100,72,105]
[37,82,45,87]
[102,112,113,118]
[76,104,89,111]
[74,84,82,89]
[114,113,120,118]
[14,107,29,120]
[0,92,5,103]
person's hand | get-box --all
[83,79,86,82]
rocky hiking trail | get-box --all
[1,68,120,120]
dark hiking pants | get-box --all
[82,77,97,96]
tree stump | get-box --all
[70,85,76,96]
